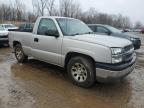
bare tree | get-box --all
[32,0,39,17]
[14,0,26,21]
[70,1,81,18]
[122,17,131,28]
[32,0,48,16]
[46,0,55,16]
[59,0,71,17]
[134,21,143,29]
[0,0,140,29]
[59,0,81,18]
[0,4,10,21]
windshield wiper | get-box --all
[69,32,94,36]
[84,32,95,34]
[70,33,82,36]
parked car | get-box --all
[141,28,144,34]
[0,25,9,46]
[88,24,141,50]
[0,24,19,31]
[123,29,131,32]
[9,17,136,88]
[133,29,141,32]
[19,23,34,32]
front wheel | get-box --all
[67,56,95,88]
[14,44,28,63]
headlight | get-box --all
[111,48,123,55]
[112,55,123,63]
[111,48,123,63]
[130,37,136,41]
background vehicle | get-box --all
[141,28,144,34]
[0,25,9,46]
[19,23,34,32]
[88,24,141,50]
[0,24,19,31]
[9,17,136,88]
[122,29,131,32]
[133,29,141,32]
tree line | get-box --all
[0,0,143,29]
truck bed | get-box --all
[9,31,33,48]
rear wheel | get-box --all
[67,56,95,88]
[14,44,28,63]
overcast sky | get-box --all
[1,0,144,24]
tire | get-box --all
[14,44,28,63]
[67,56,95,88]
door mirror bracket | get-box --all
[45,30,59,38]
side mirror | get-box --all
[122,30,125,33]
[105,31,111,35]
[45,30,59,38]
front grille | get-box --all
[123,44,134,63]
[123,53,133,63]
[124,44,133,52]
[135,39,141,44]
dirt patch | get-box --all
[0,36,144,108]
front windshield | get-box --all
[0,26,5,30]
[56,18,92,36]
[106,25,122,34]
[5,24,16,28]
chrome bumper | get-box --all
[96,54,136,82]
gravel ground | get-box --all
[0,34,144,108]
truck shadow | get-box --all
[0,44,9,48]
[10,58,133,107]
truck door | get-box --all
[31,18,62,66]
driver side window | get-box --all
[96,26,108,33]
[37,18,58,36]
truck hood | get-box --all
[67,34,132,48]
[123,33,140,39]
[113,32,140,39]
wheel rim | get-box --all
[15,47,23,60]
[71,63,88,82]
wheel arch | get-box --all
[13,41,21,47]
[64,52,95,69]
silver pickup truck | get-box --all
[9,16,136,88]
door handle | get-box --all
[34,38,39,42]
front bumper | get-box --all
[0,38,9,44]
[96,54,136,82]
[8,29,19,31]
